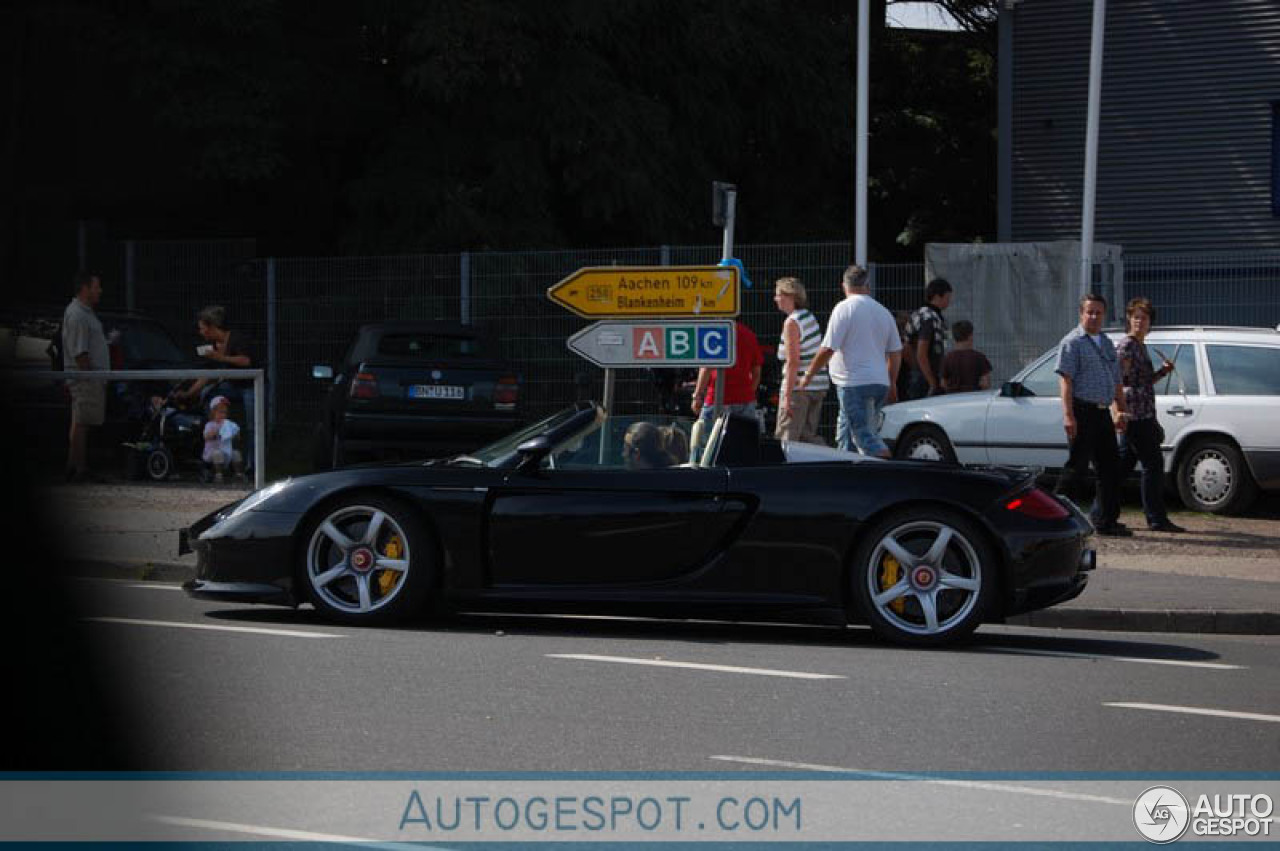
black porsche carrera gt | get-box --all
[183,402,1095,646]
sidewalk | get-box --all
[43,482,1280,635]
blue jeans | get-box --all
[836,384,889,455]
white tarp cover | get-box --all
[924,240,1122,383]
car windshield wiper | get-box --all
[447,455,486,467]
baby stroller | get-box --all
[123,381,208,481]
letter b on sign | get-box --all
[698,326,729,362]
[666,328,695,360]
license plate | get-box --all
[409,384,465,400]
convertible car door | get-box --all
[485,467,735,585]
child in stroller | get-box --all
[124,380,210,481]
[202,395,244,482]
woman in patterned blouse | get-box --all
[1116,297,1185,532]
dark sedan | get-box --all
[183,403,1095,646]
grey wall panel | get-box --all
[1007,0,1280,253]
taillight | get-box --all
[349,372,379,400]
[1005,488,1069,520]
[494,376,518,411]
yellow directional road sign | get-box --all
[547,265,739,319]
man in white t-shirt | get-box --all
[799,265,902,456]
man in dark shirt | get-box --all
[905,278,952,398]
[940,320,992,393]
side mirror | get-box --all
[515,435,553,473]
[312,365,334,380]
[1001,381,1025,398]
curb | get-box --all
[1006,608,1280,635]
[65,561,1280,636]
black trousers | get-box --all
[1120,416,1168,526]
[1055,400,1121,527]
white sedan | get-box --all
[880,326,1280,515]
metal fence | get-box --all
[99,240,1280,439]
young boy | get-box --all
[202,395,244,482]
[940,320,993,394]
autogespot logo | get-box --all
[1134,786,1191,843]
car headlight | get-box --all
[227,479,290,518]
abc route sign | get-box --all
[547,265,739,319]
[567,320,736,368]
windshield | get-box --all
[463,406,596,467]
[376,333,486,359]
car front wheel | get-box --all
[1176,438,1258,515]
[301,495,433,625]
[851,508,995,646]
[894,424,957,463]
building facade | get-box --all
[998,0,1280,253]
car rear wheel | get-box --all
[1176,438,1258,515]
[894,424,957,463]
[851,507,995,647]
[301,495,432,625]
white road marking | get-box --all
[984,646,1244,670]
[125,583,186,591]
[709,756,1131,806]
[1105,702,1280,724]
[87,617,343,639]
[547,653,844,680]
[151,815,434,849]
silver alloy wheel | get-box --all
[865,520,983,636]
[1188,448,1233,506]
[305,504,411,615]
[907,434,947,461]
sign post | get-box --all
[713,183,738,418]
[547,249,743,465]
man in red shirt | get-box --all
[690,321,764,430]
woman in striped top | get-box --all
[774,277,830,445]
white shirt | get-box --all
[820,293,902,387]
[62,297,109,371]
[202,418,241,462]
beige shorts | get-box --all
[69,380,106,426]
[775,389,827,445]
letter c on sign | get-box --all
[699,327,727,360]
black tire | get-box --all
[894,424,958,463]
[145,447,173,481]
[850,507,995,647]
[300,494,433,625]
[1176,438,1258,515]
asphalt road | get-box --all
[67,577,1280,773]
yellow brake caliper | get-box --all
[882,554,906,614]
[377,534,403,595]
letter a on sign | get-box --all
[634,327,663,359]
